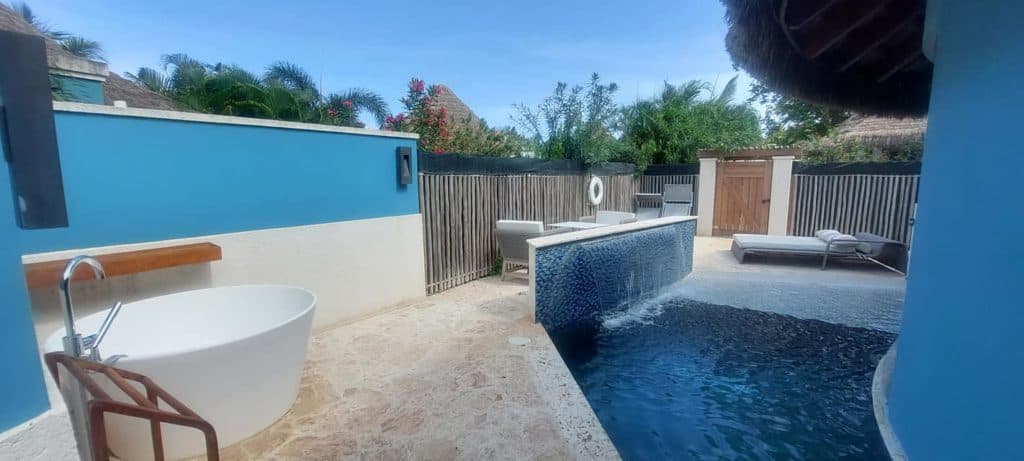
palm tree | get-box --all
[125,67,168,93]
[323,89,389,127]
[6,2,67,40]
[59,36,105,61]
[264,61,317,93]
[622,75,762,167]
[8,2,107,61]
[711,75,739,105]
[126,56,389,128]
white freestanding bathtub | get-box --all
[45,285,316,461]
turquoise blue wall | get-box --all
[0,151,50,432]
[51,75,104,104]
[0,111,418,431]
[889,1,1023,459]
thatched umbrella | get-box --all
[722,0,932,116]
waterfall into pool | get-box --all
[531,218,695,330]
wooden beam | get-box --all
[796,0,892,59]
[780,0,845,30]
[698,149,803,160]
[24,242,222,290]
[837,3,924,71]
[876,35,926,82]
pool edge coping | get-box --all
[872,341,908,461]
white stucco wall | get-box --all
[767,156,795,235]
[696,158,718,236]
[26,213,427,335]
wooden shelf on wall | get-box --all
[23,242,222,290]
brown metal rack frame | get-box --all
[45,352,219,461]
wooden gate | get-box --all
[713,160,772,235]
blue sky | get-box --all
[29,0,754,127]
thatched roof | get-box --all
[722,0,932,116]
[103,73,178,110]
[836,114,926,147]
[0,3,37,36]
[0,4,176,110]
[434,84,480,126]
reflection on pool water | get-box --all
[548,297,895,461]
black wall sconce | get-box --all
[397,146,412,186]
[0,30,68,229]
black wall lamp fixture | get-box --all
[397,146,412,186]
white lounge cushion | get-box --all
[594,211,636,224]
[496,220,545,233]
[815,229,842,241]
[733,234,827,253]
[815,229,862,253]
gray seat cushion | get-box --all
[732,234,827,253]
[815,229,864,253]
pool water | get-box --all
[549,297,896,461]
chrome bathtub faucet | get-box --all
[60,255,124,362]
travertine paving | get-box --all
[213,236,904,460]
[216,278,617,460]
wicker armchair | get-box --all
[495,220,568,281]
[579,211,638,225]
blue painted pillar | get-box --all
[889,1,1024,459]
[0,136,50,431]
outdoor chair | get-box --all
[495,220,569,281]
[660,184,694,217]
[579,211,638,225]
[731,229,908,274]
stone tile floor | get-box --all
[686,237,906,333]
[216,278,616,460]
[213,236,905,460]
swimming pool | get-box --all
[549,297,895,461]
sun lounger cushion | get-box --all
[814,229,865,252]
[496,220,544,233]
[733,233,864,254]
[594,211,637,225]
[732,234,827,253]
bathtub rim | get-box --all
[43,284,318,362]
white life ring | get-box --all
[588,176,604,206]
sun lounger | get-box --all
[731,230,907,273]
[660,184,693,217]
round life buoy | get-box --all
[588,176,604,206]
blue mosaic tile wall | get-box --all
[534,220,696,330]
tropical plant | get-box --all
[125,55,389,128]
[59,36,104,61]
[8,2,107,61]
[620,76,762,171]
[748,81,849,146]
[512,73,622,164]
[448,117,529,157]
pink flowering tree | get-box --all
[384,78,452,153]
